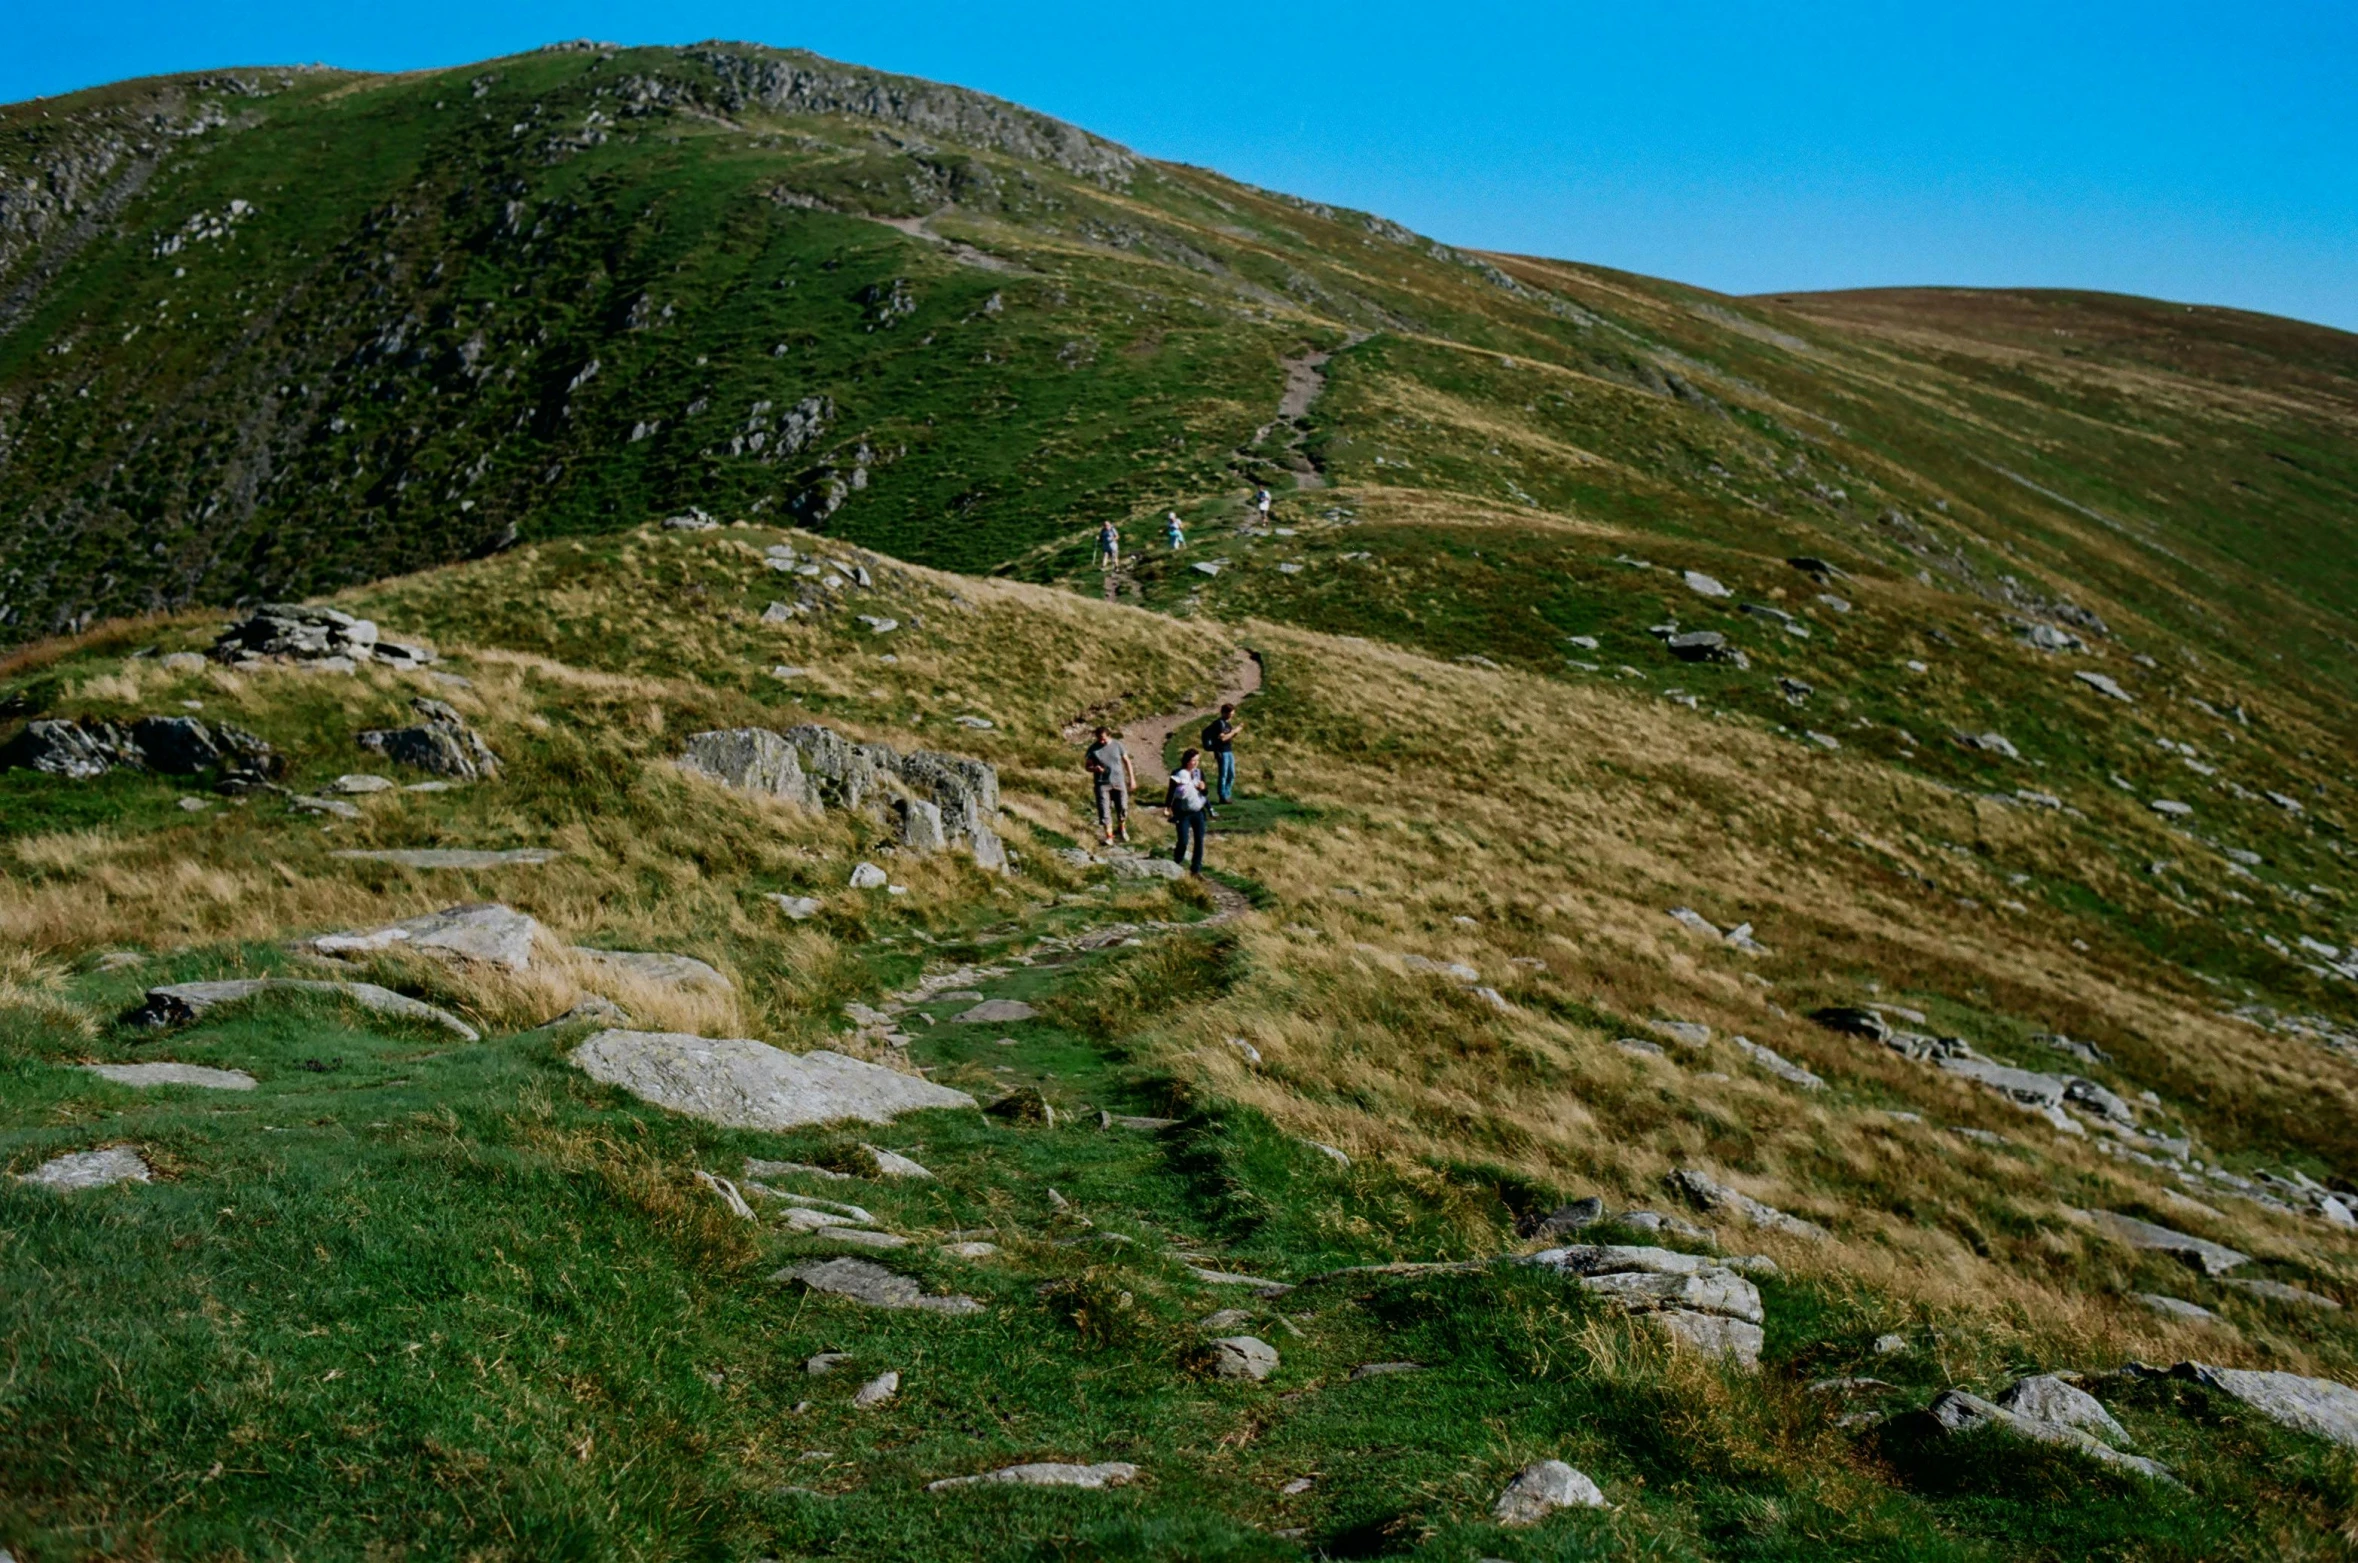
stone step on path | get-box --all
[80,1062,255,1091]
[569,1030,976,1131]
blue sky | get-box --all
[12,1,2356,331]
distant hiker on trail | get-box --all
[1096,519,1120,569]
[1201,702,1244,805]
[1084,725,1135,847]
[1166,510,1186,551]
[1255,488,1273,525]
[1169,747,1209,875]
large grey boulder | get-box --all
[1573,1268,1764,1324]
[781,724,894,810]
[306,903,542,971]
[569,1030,977,1129]
[2178,1363,2358,1448]
[1996,1375,2129,1443]
[1656,1310,1765,1367]
[677,728,819,806]
[16,1146,152,1191]
[897,797,948,853]
[1492,1460,1606,1526]
[128,715,221,774]
[212,604,400,665]
[133,978,479,1039]
[1209,1336,1279,1381]
[81,1062,256,1091]
[571,948,733,993]
[1929,1390,2171,1480]
[955,999,1036,1025]
[2082,1210,2248,1274]
[774,1255,983,1314]
[359,699,500,780]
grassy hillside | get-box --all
[5,38,2358,1563]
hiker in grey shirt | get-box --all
[1084,726,1136,846]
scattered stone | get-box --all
[330,848,558,868]
[927,1462,1137,1492]
[1492,1460,1606,1526]
[1812,1006,1892,1042]
[1108,854,1188,881]
[1530,1197,1606,1238]
[358,699,499,780]
[1682,570,1731,599]
[767,893,825,920]
[1225,1037,1263,1066]
[848,862,889,890]
[133,979,478,1039]
[2075,670,2135,703]
[545,994,630,1029]
[2176,1363,2358,1448]
[1956,730,2020,760]
[1188,1266,1294,1296]
[955,998,1036,1024]
[1997,1375,2130,1443]
[2150,799,2193,818]
[177,796,210,812]
[570,1031,978,1129]
[853,1370,900,1408]
[695,1170,758,1220]
[212,604,416,667]
[1209,1336,1279,1381]
[1645,1019,1711,1049]
[80,1062,255,1091]
[2138,1294,2218,1323]
[1666,1168,1830,1239]
[1302,1139,1349,1166]
[939,1241,1000,1259]
[306,902,542,971]
[1656,1310,1767,1367]
[1666,630,1744,666]
[2218,1277,2340,1310]
[290,793,362,820]
[15,1146,153,1191]
[806,1352,854,1375]
[774,1256,982,1314]
[572,948,732,992]
[862,1145,934,1179]
[160,651,209,673]
[1731,1036,1824,1090]
[985,1086,1056,1126]
[746,1157,855,1183]
[1928,1390,2171,1481]
[2082,1210,2248,1274]
[94,951,146,971]
[333,773,396,794]
[1349,1361,1423,1380]
[1873,1334,1909,1355]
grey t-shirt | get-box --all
[1086,740,1129,790]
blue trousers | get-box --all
[1215,749,1236,803]
[1173,809,1205,874]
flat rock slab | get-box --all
[332,848,559,869]
[1997,1375,2129,1443]
[927,1461,1137,1492]
[2182,1363,2358,1448]
[81,1062,256,1091]
[308,903,541,971]
[134,979,479,1040]
[1209,1335,1279,1381]
[2219,1277,2341,1310]
[2083,1209,2248,1274]
[1667,1167,1830,1240]
[17,1146,152,1191]
[572,948,733,992]
[774,1256,982,1314]
[1930,1390,2172,1481]
[954,999,1037,1024]
[1656,1309,1766,1367]
[570,1031,977,1130]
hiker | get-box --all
[1255,487,1273,526]
[1166,510,1186,551]
[1083,724,1135,847]
[1169,747,1208,874]
[1095,518,1120,569]
[1201,701,1244,805]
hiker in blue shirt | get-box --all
[1201,702,1243,805]
[1096,518,1120,569]
[1166,510,1186,551]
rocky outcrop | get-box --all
[1666,1168,1830,1241]
[1531,1243,1769,1368]
[1927,1389,2172,1481]
[568,1030,977,1130]
[2176,1363,2358,1448]
[358,698,499,779]
[2,714,280,785]
[212,604,435,669]
[2079,1210,2248,1275]
[304,903,542,971]
[675,722,1005,869]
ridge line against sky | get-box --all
[10,0,2357,333]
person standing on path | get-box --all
[1254,487,1273,527]
[1169,748,1208,875]
[1096,518,1121,570]
[1166,510,1186,551]
[1083,725,1136,847]
[1201,702,1244,805]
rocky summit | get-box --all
[2,37,2357,1563]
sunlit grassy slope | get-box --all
[5,36,2358,1563]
